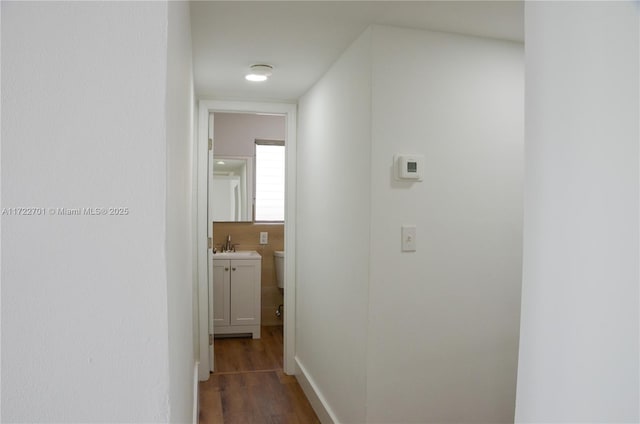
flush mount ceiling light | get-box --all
[245,64,273,82]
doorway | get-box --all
[196,100,297,380]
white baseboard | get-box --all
[193,361,200,424]
[295,357,338,424]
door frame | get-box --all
[197,99,297,379]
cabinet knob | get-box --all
[225,267,229,271]
[232,267,237,271]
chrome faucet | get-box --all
[223,234,234,252]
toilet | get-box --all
[274,250,284,289]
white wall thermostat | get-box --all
[395,154,424,181]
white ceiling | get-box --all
[190,1,524,102]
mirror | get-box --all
[211,111,286,222]
[212,156,253,222]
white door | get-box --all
[207,112,215,371]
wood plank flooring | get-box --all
[199,326,320,424]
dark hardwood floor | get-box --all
[199,326,320,424]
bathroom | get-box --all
[210,111,287,368]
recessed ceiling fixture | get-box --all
[245,64,273,82]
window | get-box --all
[254,140,285,221]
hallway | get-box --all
[199,326,319,423]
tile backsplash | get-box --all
[212,222,284,326]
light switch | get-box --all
[259,232,268,245]
[401,225,416,252]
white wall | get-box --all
[297,28,372,424]
[1,2,195,422]
[0,2,4,418]
[214,112,285,157]
[165,2,196,423]
[297,25,523,423]
[366,26,523,423]
[516,2,639,422]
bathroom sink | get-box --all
[213,250,261,259]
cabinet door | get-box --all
[230,259,261,326]
[211,260,230,328]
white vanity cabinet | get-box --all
[210,252,261,339]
